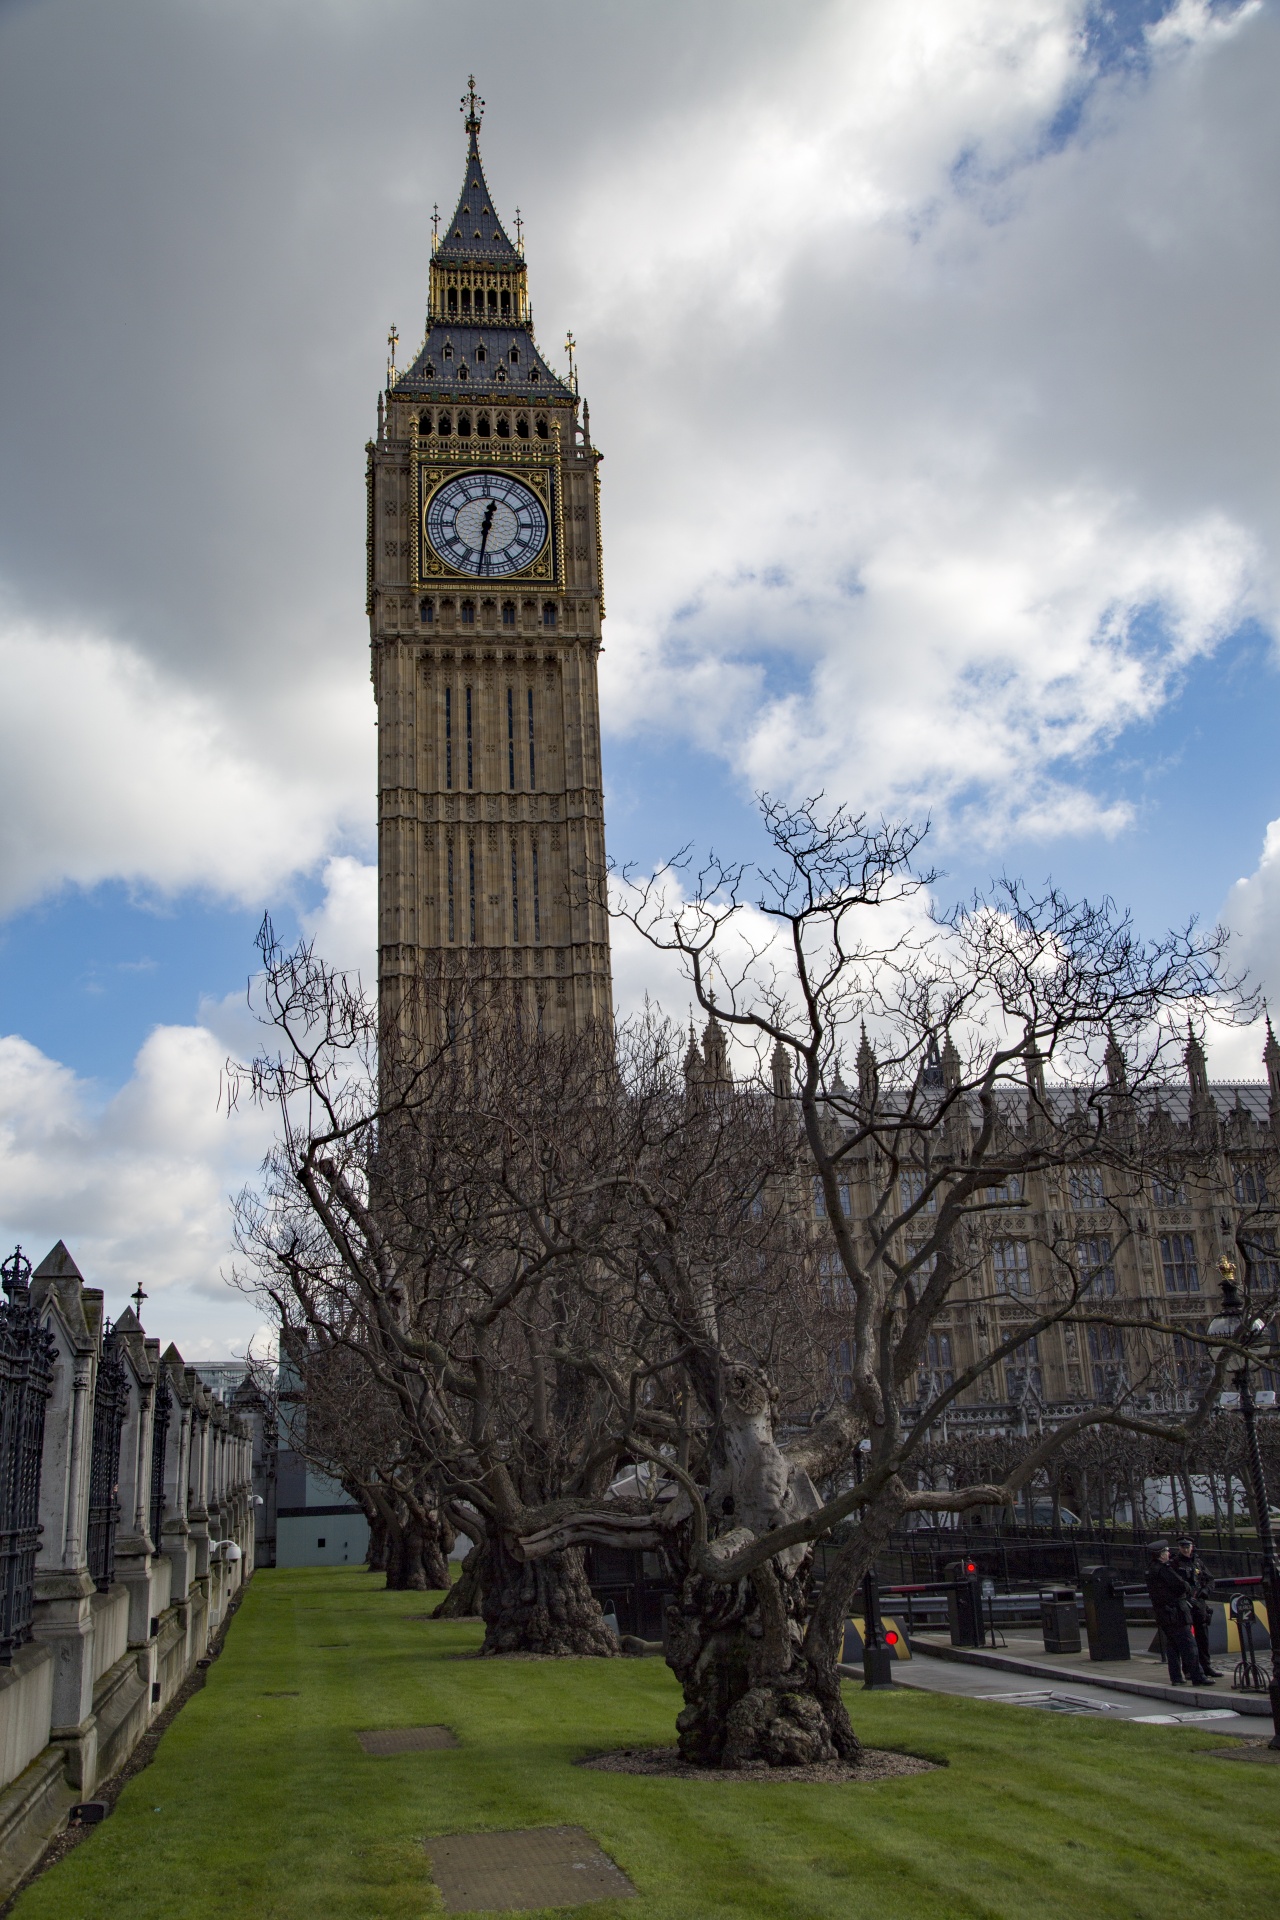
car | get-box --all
[1016,1499,1081,1528]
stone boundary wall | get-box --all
[0,1242,255,1899]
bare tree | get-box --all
[581,795,1261,1766]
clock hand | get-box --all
[474,499,498,576]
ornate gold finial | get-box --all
[461,75,484,133]
[431,202,440,253]
[564,329,578,393]
[387,324,399,383]
[514,207,524,254]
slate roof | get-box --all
[396,324,571,401]
[436,125,523,266]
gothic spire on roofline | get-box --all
[856,1022,878,1106]
[1264,1007,1280,1128]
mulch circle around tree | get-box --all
[580,1745,941,1784]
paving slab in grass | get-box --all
[426,1825,637,1912]
[356,1726,458,1756]
[1200,1742,1280,1764]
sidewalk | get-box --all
[840,1648,1262,1736]
[906,1630,1274,1716]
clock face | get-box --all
[423,470,549,577]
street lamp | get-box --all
[1206,1256,1280,1749]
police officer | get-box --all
[1175,1535,1223,1678]
[1146,1541,1214,1686]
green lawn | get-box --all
[14,1566,1276,1920]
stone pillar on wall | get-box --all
[109,1308,157,1651]
[29,1244,100,1791]
[186,1377,211,1586]
[157,1348,193,1606]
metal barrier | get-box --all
[86,1328,128,1592]
[0,1249,57,1662]
[149,1371,172,1552]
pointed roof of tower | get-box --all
[436,80,523,267]
[34,1239,83,1281]
[856,1022,878,1103]
[1264,1009,1280,1076]
[683,1023,704,1086]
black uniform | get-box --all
[1175,1547,1218,1674]
[1146,1556,1206,1685]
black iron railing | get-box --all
[87,1329,128,1591]
[0,1248,57,1663]
[149,1371,172,1553]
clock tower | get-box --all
[368,85,612,1042]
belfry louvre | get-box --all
[369,90,611,1040]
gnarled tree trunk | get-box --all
[481,1537,616,1656]
[433,1539,484,1619]
[664,1552,856,1768]
[659,1363,880,1768]
[384,1512,452,1591]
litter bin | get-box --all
[1040,1586,1081,1654]
[1081,1564,1130,1662]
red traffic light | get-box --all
[884,1630,899,1646]
[965,1561,977,1573]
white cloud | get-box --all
[580,0,1275,845]
[2,0,1275,917]
[0,1020,273,1358]
[1221,819,1280,1013]
[0,612,372,915]
[299,854,377,982]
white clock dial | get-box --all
[423,470,549,577]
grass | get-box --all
[12,1566,1278,1920]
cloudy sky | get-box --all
[2,0,1279,1355]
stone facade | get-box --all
[371,100,612,1042]
[0,1243,255,1898]
[797,1026,1280,1434]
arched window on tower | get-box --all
[509,346,520,364]
[447,287,458,314]
[496,414,510,438]
[438,411,452,435]
[460,599,476,626]
[516,414,530,440]
[500,289,511,316]
[501,599,515,627]
[475,343,487,363]
[423,362,435,379]
[535,415,548,439]
[477,413,490,437]
[420,598,434,624]
[419,412,432,434]
[460,287,472,314]
[456,364,468,382]
[487,289,498,314]
[542,601,557,629]
[457,413,471,437]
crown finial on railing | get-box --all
[1,1246,31,1303]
